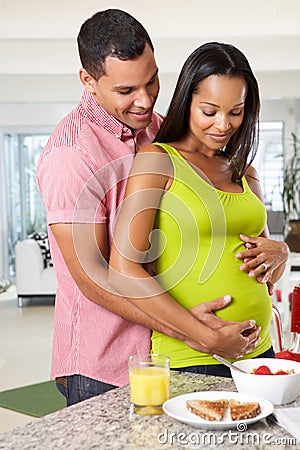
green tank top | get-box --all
[151,143,272,367]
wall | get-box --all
[1,0,300,110]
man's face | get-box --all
[84,44,160,131]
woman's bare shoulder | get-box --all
[137,143,166,154]
[245,164,260,181]
[132,144,173,178]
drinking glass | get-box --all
[128,354,170,415]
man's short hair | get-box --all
[77,9,154,80]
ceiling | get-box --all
[1,0,300,113]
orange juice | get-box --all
[129,366,170,406]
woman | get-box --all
[109,42,287,376]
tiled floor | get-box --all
[0,285,55,433]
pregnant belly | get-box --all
[211,280,272,332]
[167,266,272,332]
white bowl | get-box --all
[230,358,300,405]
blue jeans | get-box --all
[56,375,117,406]
[173,347,275,378]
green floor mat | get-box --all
[0,380,66,417]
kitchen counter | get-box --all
[0,372,298,449]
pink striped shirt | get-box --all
[36,90,163,386]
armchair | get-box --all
[15,239,57,307]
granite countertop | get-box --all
[0,372,298,450]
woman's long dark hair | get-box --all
[155,42,260,182]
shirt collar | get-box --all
[81,90,136,141]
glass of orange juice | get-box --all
[128,354,170,415]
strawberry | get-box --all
[253,365,272,375]
[274,370,289,375]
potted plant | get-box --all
[282,133,300,252]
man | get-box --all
[36,9,260,406]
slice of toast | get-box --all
[229,399,261,420]
[186,399,229,421]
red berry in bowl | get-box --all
[253,365,272,375]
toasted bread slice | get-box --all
[186,399,229,421]
[229,399,261,420]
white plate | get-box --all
[162,391,274,430]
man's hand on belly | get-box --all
[189,294,250,330]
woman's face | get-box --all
[189,75,247,151]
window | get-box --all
[4,133,50,276]
[254,121,284,211]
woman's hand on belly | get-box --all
[235,234,288,287]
